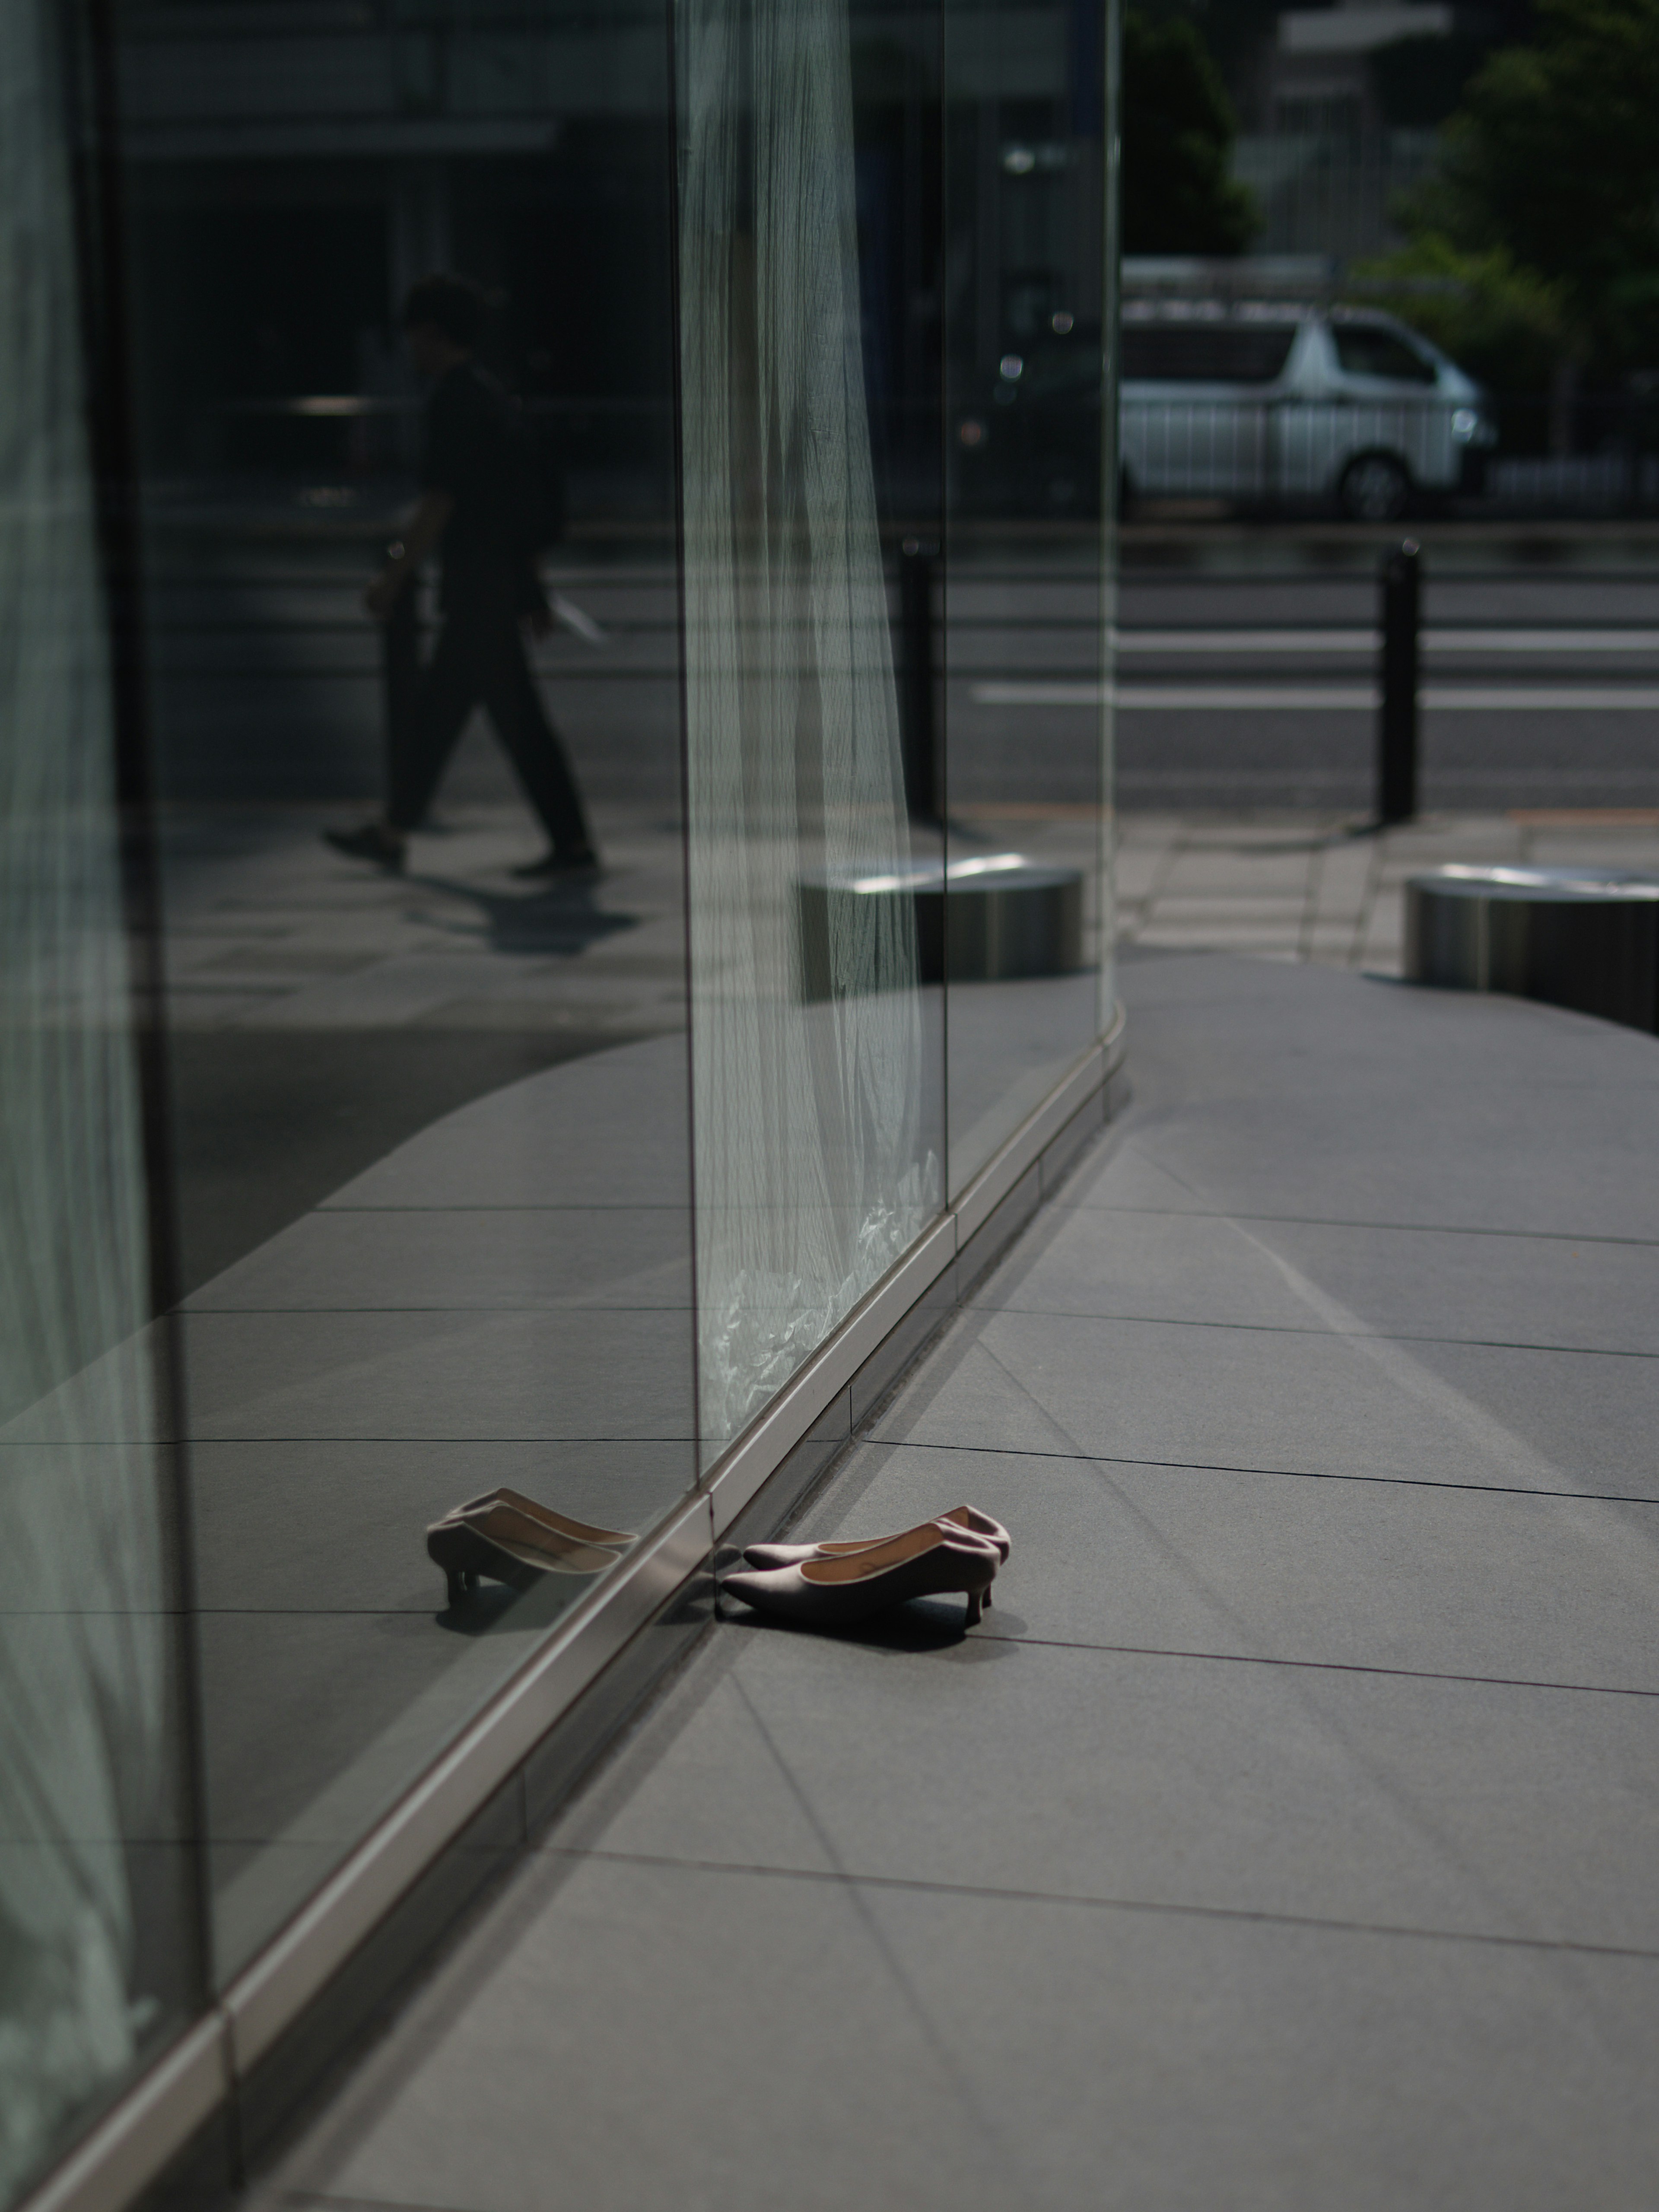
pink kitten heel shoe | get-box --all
[721,1523,999,1632]
[741,1503,1010,1572]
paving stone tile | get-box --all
[580,1625,1659,1952]
[279,1856,995,2212]
[785,1439,1659,1691]
[248,941,1659,2209]
[277,1856,1659,2212]
[981,1204,1659,1354]
[1059,990,1659,1234]
[872,1306,1659,1497]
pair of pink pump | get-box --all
[721,1505,1011,1630]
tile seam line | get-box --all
[1042,1203,1659,1247]
[962,1309,1659,1358]
[281,2199,476,2212]
[187,1608,575,1619]
[161,1434,701,1446]
[536,1848,1659,1963]
[868,1437,1659,1505]
[967,1631,1659,1699]
[180,1305,696,1315]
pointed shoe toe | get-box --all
[721,1525,997,1631]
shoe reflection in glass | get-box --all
[721,1523,1000,1631]
[741,1503,1010,1570]
[428,1490,636,1609]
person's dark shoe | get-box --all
[323,822,406,871]
[510,846,601,880]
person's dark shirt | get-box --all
[420,360,543,616]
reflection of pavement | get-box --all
[157,803,688,1287]
[157,807,697,1976]
[158,801,686,1035]
[144,544,683,809]
[188,1029,697,1980]
[944,807,1108,1188]
[1113,809,1659,975]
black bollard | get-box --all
[382,539,420,798]
[898,535,940,822]
[1377,538,1421,826]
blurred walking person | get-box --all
[325,274,597,877]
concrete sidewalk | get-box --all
[264,951,1659,2212]
[1114,807,1659,971]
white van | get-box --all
[1120,302,1495,519]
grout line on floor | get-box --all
[967,1630,1659,1700]
[530,1844,1659,1965]
[961,1305,1659,1359]
[180,1304,697,1316]
[280,2195,480,2212]
[175,1433,702,1446]
[1042,1201,1659,1248]
[864,1436,1659,1507]
[310,1203,695,1213]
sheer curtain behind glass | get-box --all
[679,0,939,1452]
[0,1,184,2195]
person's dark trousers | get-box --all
[388,596,592,853]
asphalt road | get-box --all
[1127,564,1659,811]
[961,559,1659,812]
[141,527,1659,816]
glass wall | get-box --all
[0,0,1114,2197]
[112,0,697,1980]
[941,0,1112,1193]
[677,0,949,1454]
[1,0,202,2195]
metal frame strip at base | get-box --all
[22,1011,1125,2212]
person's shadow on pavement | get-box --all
[410,871,639,957]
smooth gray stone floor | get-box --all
[261,953,1659,2212]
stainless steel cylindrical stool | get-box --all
[1405,865,1659,1034]
[798,855,1085,997]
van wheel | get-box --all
[1338,453,1411,522]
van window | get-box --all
[1332,325,1437,384]
[1121,324,1295,384]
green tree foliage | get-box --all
[1368,31,1490,127]
[1121,10,1260,255]
[1349,237,1570,391]
[1398,0,1659,370]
